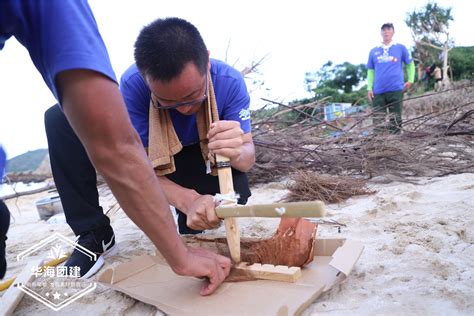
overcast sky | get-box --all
[0,0,472,158]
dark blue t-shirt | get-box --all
[0,0,116,100]
[120,59,251,147]
[367,43,412,94]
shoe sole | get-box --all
[81,243,118,279]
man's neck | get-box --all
[383,40,393,46]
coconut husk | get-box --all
[182,218,318,282]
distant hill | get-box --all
[6,149,49,173]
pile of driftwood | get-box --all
[250,81,474,186]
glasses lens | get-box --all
[152,73,208,109]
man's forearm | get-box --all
[367,69,374,91]
[158,176,200,213]
[406,61,415,83]
[56,70,189,273]
[230,133,255,172]
[230,142,255,172]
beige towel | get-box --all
[148,71,219,176]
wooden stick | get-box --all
[0,258,43,315]
[216,154,241,263]
[0,254,69,292]
[216,201,326,218]
[234,262,302,283]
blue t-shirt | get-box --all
[367,43,412,94]
[0,0,116,100]
[0,145,6,181]
[120,59,251,147]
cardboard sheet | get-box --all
[98,239,363,315]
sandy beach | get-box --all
[2,173,473,315]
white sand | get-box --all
[2,173,473,315]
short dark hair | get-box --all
[134,17,208,82]
[381,23,394,30]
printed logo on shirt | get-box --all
[377,54,397,63]
[239,108,251,121]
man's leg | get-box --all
[371,94,388,134]
[44,104,109,234]
[44,104,116,278]
[0,200,10,279]
[386,91,404,134]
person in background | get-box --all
[367,22,415,134]
[0,145,10,279]
[1,0,229,295]
[432,64,443,91]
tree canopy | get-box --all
[304,61,367,104]
[449,46,474,80]
[405,2,454,83]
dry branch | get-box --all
[282,171,375,204]
[249,81,474,185]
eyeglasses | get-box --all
[151,73,208,110]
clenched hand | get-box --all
[185,194,221,230]
[207,121,244,162]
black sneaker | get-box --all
[64,225,118,279]
[0,200,10,279]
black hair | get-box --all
[381,23,394,30]
[134,17,208,82]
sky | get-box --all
[0,0,472,158]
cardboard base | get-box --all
[98,239,363,316]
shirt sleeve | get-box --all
[402,45,413,65]
[367,69,375,91]
[406,61,415,83]
[367,49,375,70]
[221,76,251,134]
[7,0,116,101]
[119,72,152,147]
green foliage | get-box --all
[405,2,453,38]
[6,149,48,173]
[405,2,454,72]
[449,46,474,80]
[305,60,367,104]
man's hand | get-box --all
[367,90,374,102]
[185,194,221,230]
[174,247,231,296]
[404,82,412,91]
[207,121,244,162]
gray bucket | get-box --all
[35,195,63,220]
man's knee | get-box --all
[44,104,63,130]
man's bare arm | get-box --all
[158,176,220,230]
[55,69,229,295]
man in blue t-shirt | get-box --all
[1,1,229,295]
[367,23,415,134]
[0,145,10,279]
[46,17,255,237]
[122,17,255,234]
